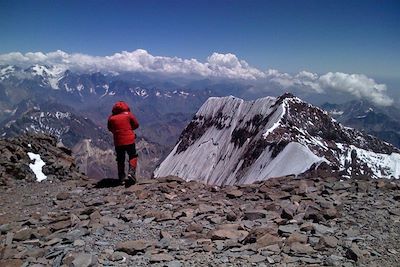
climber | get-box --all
[107,101,139,186]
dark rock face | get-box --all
[175,119,207,154]
[0,173,399,266]
[0,133,86,186]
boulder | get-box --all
[116,240,152,255]
[209,229,249,241]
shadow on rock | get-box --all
[95,178,122,188]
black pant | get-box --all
[115,143,137,163]
[115,144,137,180]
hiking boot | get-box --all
[126,168,136,187]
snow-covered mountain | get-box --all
[154,93,400,185]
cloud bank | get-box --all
[0,49,393,106]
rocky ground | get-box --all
[1,174,399,267]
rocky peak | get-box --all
[155,94,400,185]
[0,133,87,186]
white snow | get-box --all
[77,84,84,91]
[31,64,64,89]
[262,99,287,138]
[133,87,148,97]
[64,84,72,92]
[54,111,71,119]
[330,110,344,116]
[179,91,189,97]
[0,65,15,80]
[100,84,109,98]
[154,95,326,185]
[27,152,47,182]
[243,142,327,184]
[32,64,46,76]
[155,94,399,185]
[336,143,400,178]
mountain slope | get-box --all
[321,100,400,148]
[155,93,400,185]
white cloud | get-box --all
[318,72,393,106]
[0,49,393,106]
[0,49,265,80]
[265,69,392,106]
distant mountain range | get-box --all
[0,64,230,178]
[1,64,399,180]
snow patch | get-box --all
[76,84,84,91]
[244,142,327,184]
[330,110,344,116]
[336,143,400,178]
[262,99,287,138]
[27,152,47,182]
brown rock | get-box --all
[137,191,152,200]
[323,207,339,219]
[299,222,314,232]
[116,240,152,255]
[281,203,297,220]
[243,224,278,244]
[304,205,324,222]
[267,191,291,201]
[290,242,315,254]
[13,228,33,241]
[243,210,267,220]
[209,229,249,241]
[226,189,243,198]
[150,253,174,263]
[226,211,238,221]
[316,235,338,249]
[160,230,173,239]
[216,223,241,231]
[89,210,101,226]
[0,259,23,267]
[72,253,97,267]
[56,192,70,200]
[50,220,71,232]
[345,244,365,262]
[287,232,308,245]
[186,223,203,233]
[249,254,267,263]
[144,210,173,222]
[197,204,217,214]
[256,233,282,248]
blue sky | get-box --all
[1,0,399,79]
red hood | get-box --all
[112,101,130,115]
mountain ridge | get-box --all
[155,93,400,185]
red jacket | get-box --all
[107,101,139,146]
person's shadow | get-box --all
[94,178,122,188]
